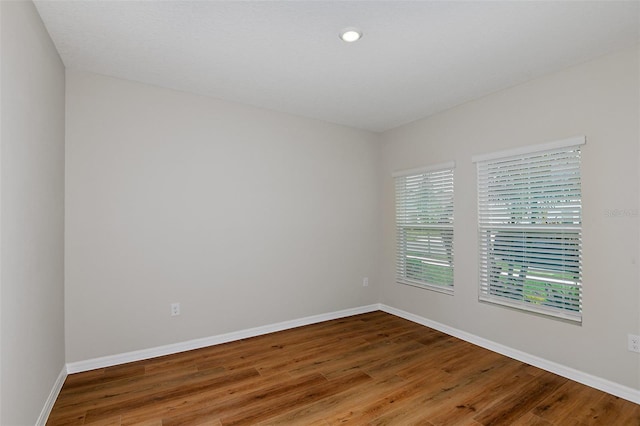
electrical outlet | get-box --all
[363,277,369,287]
[171,302,180,317]
[628,334,640,353]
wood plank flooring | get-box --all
[47,311,640,425]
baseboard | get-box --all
[36,366,67,426]
[66,304,380,374]
[380,304,640,405]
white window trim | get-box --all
[472,136,585,163]
[394,162,455,295]
[393,161,456,178]
[475,137,585,322]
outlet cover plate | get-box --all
[628,334,640,353]
[171,303,180,317]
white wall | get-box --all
[379,47,640,390]
[0,1,66,424]
[65,70,380,362]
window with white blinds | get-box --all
[394,162,454,294]
[473,137,585,322]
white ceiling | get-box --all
[34,1,639,132]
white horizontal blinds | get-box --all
[476,144,583,321]
[395,165,454,293]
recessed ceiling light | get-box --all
[340,28,362,43]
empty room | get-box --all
[2,0,640,424]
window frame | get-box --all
[393,161,455,295]
[473,137,585,322]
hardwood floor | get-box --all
[47,311,640,425]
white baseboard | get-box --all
[379,304,640,405]
[66,304,380,374]
[36,366,67,426]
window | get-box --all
[473,137,585,322]
[394,162,454,294]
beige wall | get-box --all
[65,70,380,362]
[0,1,66,424]
[379,47,640,389]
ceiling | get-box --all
[34,1,639,133]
